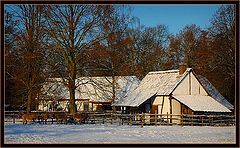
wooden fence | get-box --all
[4,111,235,126]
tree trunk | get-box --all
[111,59,116,113]
[69,86,76,114]
[68,61,77,114]
[112,75,116,113]
[27,91,32,113]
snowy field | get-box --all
[4,122,236,144]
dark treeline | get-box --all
[4,4,236,113]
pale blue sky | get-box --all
[5,4,224,35]
[130,4,222,35]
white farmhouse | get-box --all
[115,64,233,123]
[38,76,140,112]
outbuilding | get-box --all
[38,76,140,112]
[115,65,233,123]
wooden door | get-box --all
[150,105,158,114]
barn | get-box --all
[37,76,140,112]
[115,65,233,123]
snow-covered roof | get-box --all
[173,95,231,112]
[197,75,234,110]
[40,76,140,103]
[115,68,191,107]
[115,68,233,112]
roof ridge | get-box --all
[148,68,192,75]
[148,69,179,74]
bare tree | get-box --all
[175,24,203,68]
[5,5,48,113]
[126,24,171,78]
[207,5,235,104]
[83,5,132,112]
[5,9,20,109]
[44,5,102,114]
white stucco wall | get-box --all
[172,99,181,124]
[153,96,163,114]
[199,82,207,95]
[162,96,170,117]
[152,96,181,124]
[172,99,181,115]
[152,96,171,122]
[153,96,170,118]
[173,74,189,95]
[153,96,163,105]
[38,101,53,111]
[59,101,69,111]
[76,101,84,111]
[38,103,47,111]
[191,73,208,95]
[92,103,101,111]
[173,72,208,95]
[38,100,92,112]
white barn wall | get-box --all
[199,81,208,95]
[153,96,173,116]
[38,103,43,111]
[173,72,208,96]
[76,101,84,111]
[38,103,45,111]
[172,99,181,115]
[152,96,183,124]
[191,73,199,95]
[39,100,96,112]
[172,99,181,124]
[191,73,208,95]
[38,102,53,111]
[92,103,103,111]
[153,96,163,105]
[162,96,170,114]
[173,74,189,95]
[59,101,68,111]
[153,96,163,114]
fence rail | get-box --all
[4,111,235,126]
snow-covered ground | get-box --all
[4,122,236,144]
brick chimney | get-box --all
[179,63,187,75]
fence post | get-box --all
[111,112,113,124]
[119,114,121,126]
[201,116,204,126]
[13,112,15,123]
[181,114,183,126]
[122,115,124,125]
[167,112,169,126]
[159,114,162,126]
[93,112,95,124]
[211,116,214,126]
[232,115,235,126]
[154,111,157,126]
[208,116,211,126]
[227,115,230,126]
[129,113,132,126]
[138,113,140,124]
[220,115,222,126]
[191,115,193,126]
[141,112,144,128]
[102,113,105,124]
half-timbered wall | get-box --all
[173,72,208,95]
[153,96,171,115]
[172,99,181,115]
[153,96,163,114]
